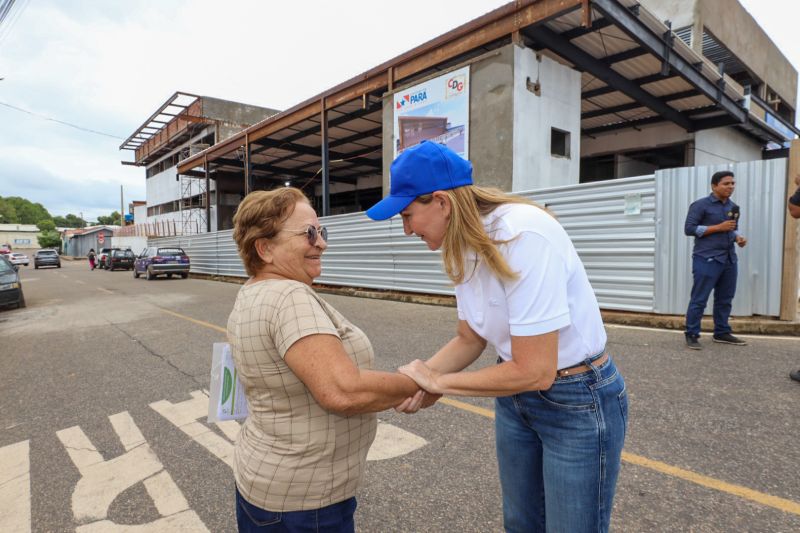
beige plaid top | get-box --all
[227,279,377,512]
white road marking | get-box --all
[152,390,427,468]
[0,440,31,533]
[150,391,236,468]
[367,421,428,461]
[76,280,86,285]
[56,411,208,531]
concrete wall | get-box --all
[133,204,147,225]
[693,127,763,165]
[148,209,217,234]
[146,166,180,207]
[0,225,40,250]
[512,46,581,190]
[698,0,796,107]
[111,236,148,255]
[382,45,515,192]
[469,45,515,190]
[201,97,280,141]
[582,122,693,157]
[643,0,797,108]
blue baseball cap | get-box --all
[365,140,473,221]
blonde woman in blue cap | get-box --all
[367,140,628,533]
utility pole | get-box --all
[120,185,124,226]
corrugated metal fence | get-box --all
[149,161,788,316]
[150,174,658,312]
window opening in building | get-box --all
[551,128,570,158]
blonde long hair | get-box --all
[417,186,542,284]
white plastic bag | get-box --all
[207,342,249,422]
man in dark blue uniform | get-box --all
[786,174,800,382]
[684,170,748,349]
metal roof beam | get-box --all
[591,0,747,124]
[559,17,613,40]
[582,115,667,135]
[600,46,648,65]
[525,24,692,130]
[253,103,382,153]
[330,126,383,148]
[583,72,674,99]
[582,89,699,119]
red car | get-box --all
[0,244,11,255]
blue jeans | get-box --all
[235,487,356,533]
[495,355,627,533]
[685,256,737,337]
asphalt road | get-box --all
[1,260,798,532]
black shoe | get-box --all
[712,333,747,346]
[685,334,701,350]
[790,369,800,383]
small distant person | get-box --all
[786,174,800,383]
[684,170,748,350]
[87,248,96,270]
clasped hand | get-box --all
[394,360,443,414]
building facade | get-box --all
[121,93,280,233]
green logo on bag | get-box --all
[222,367,233,404]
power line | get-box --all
[0,0,28,47]
[0,100,125,139]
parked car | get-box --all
[105,249,135,270]
[33,249,61,269]
[134,247,190,280]
[8,252,29,266]
[0,254,25,309]
[96,247,116,269]
[0,244,11,255]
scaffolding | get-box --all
[179,144,208,235]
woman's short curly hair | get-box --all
[232,188,309,276]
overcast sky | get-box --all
[0,0,798,221]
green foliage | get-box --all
[52,213,87,228]
[0,198,18,224]
[37,219,56,232]
[97,211,122,226]
[65,213,87,228]
[0,196,51,225]
[37,231,61,250]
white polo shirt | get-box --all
[455,203,606,369]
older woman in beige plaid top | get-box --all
[228,187,421,532]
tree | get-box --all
[37,219,56,232]
[37,229,61,250]
[0,196,51,225]
[52,214,87,228]
[97,211,122,226]
[0,198,17,224]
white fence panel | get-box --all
[150,175,658,312]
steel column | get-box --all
[321,103,330,216]
[245,135,252,195]
[204,156,211,233]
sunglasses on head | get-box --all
[282,225,328,245]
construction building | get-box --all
[169,0,796,218]
[120,93,280,233]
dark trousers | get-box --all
[685,256,737,337]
